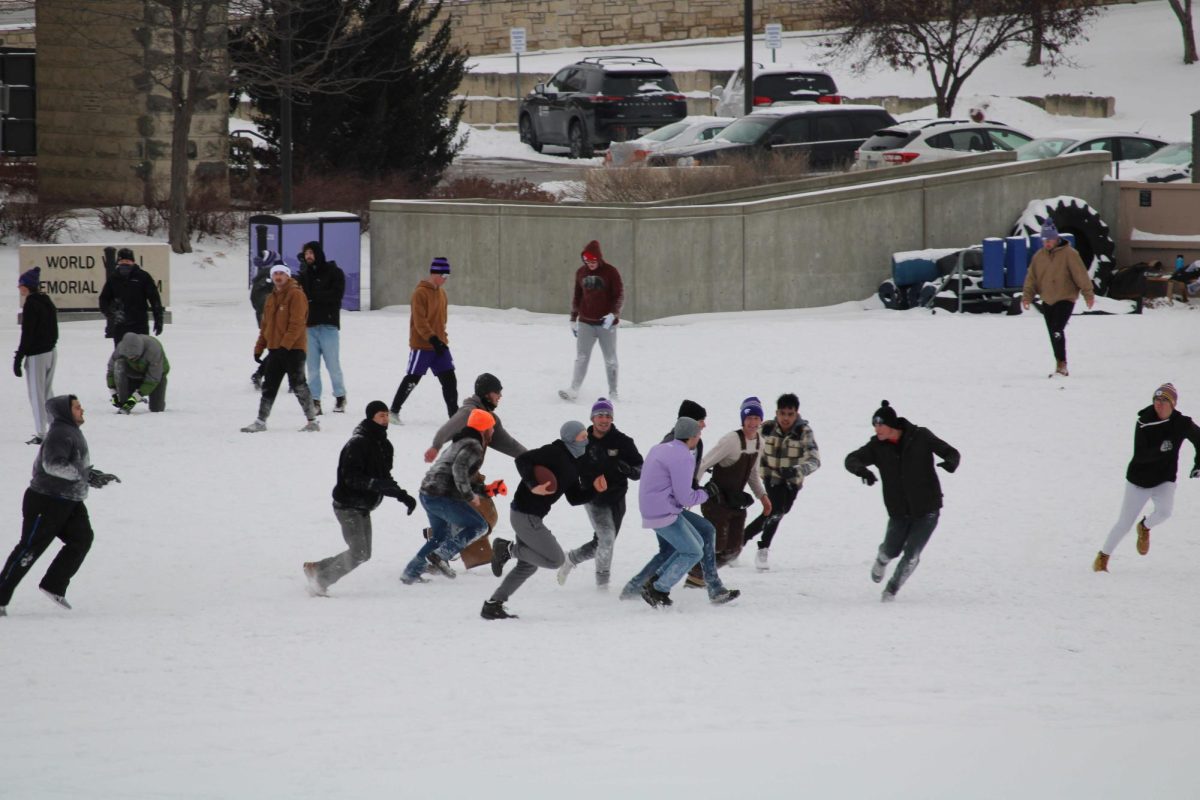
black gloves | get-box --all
[397,489,417,515]
[702,480,723,505]
[428,336,448,356]
[937,460,957,473]
[12,351,21,378]
[779,466,800,481]
[254,350,264,364]
[615,460,640,478]
[153,311,164,336]
[87,469,121,489]
[378,481,417,515]
[858,470,877,487]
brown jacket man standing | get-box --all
[1021,219,1094,377]
[241,264,319,432]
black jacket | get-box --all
[577,424,643,507]
[99,263,164,340]
[250,265,274,326]
[512,440,594,517]
[844,418,960,517]
[331,420,402,511]
[18,292,58,357]
[1126,406,1200,488]
[297,241,345,329]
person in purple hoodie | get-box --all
[631,417,720,607]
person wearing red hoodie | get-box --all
[559,240,624,402]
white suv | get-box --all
[712,64,841,118]
[855,119,1033,168]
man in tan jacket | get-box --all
[388,256,457,423]
[1021,220,1094,377]
[241,264,319,432]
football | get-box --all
[531,465,558,493]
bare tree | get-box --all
[821,0,1100,117]
[1167,0,1197,64]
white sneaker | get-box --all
[241,419,267,433]
[302,562,328,597]
[557,388,578,401]
[41,588,72,610]
[755,548,769,571]
[299,419,320,432]
[557,558,576,586]
[389,411,402,425]
[870,558,888,583]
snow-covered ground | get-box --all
[2,208,1199,796]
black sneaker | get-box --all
[25,435,43,446]
[481,600,518,620]
[427,552,457,579]
[333,396,347,413]
[710,588,740,605]
[313,399,323,416]
[251,373,263,390]
[881,584,898,603]
[491,538,512,577]
[641,582,672,608]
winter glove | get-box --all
[702,480,724,506]
[570,320,578,338]
[152,311,164,336]
[12,351,21,378]
[601,313,617,330]
[87,469,121,489]
[1191,468,1199,479]
[485,479,508,497]
[254,348,264,364]
[111,393,122,409]
[779,466,800,481]
[119,391,146,414]
[859,470,877,487]
[937,460,956,473]
[397,489,417,516]
[428,336,448,356]
[615,460,640,478]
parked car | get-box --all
[855,119,1033,168]
[604,115,734,166]
[1111,141,1192,183]
[1015,130,1168,162]
[647,105,895,171]
[712,64,841,117]
[518,56,688,159]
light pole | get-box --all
[743,0,753,117]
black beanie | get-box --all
[678,399,707,421]
[475,372,502,397]
[365,400,388,419]
[872,400,898,427]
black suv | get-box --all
[647,105,896,171]
[518,56,688,159]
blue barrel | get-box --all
[1060,233,1075,248]
[1027,234,1043,265]
[1005,236,1028,287]
[982,238,1005,289]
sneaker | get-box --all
[609,391,619,402]
[389,411,402,425]
[299,419,320,432]
[556,558,576,586]
[881,587,897,603]
[684,571,705,589]
[1136,518,1150,555]
[619,584,641,601]
[755,548,769,571]
[557,388,578,401]
[40,588,72,610]
[710,588,741,604]
[595,571,610,589]
[1093,551,1110,572]
[481,600,518,620]
[399,573,429,585]
[1049,361,1069,378]
[251,373,263,390]
[427,552,457,579]
[641,582,672,608]
[25,435,43,445]
[333,396,347,413]
[313,400,323,416]
[491,538,512,577]
[870,558,887,584]
[241,419,267,433]
[302,562,328,597]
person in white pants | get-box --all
[14,267,58,445]
[1095,382,1200,572]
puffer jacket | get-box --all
[421,429,487,502]
[332,419,400,511]
[297,241,346,328]
[256,277,309,352]
[30,396,92,502]
[107,333,170,395]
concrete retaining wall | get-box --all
[371,152,1111,320]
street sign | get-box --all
[511,27,527,54]
[765,23,782,50]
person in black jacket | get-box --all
[14,267,58,445]
[302,401,416,596]
[557,397,643,588]
[845,400,960,602]
[249,250,278,390]
[297,241,347,415]
[1095,383,1200,572]
[482,421,600,619]
[99,248,164,347]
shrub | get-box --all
[186,187,247,241]
[0,159,37,198]
[96,205,147,234]
[431,177,556,203]
[3,202,73,243]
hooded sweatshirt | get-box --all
[30,396,92,502]
[1125,405,1200,488]
[570,241,624,325]
[409,279,449,351]
[297,241,345,328]
[107,333,170,395]
[431,394,526,458]
[639,439,711,528]
[332,418,400,511]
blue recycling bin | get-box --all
[1004,236,1028,288]
[248,212,362,310]
[982,238,1005,288]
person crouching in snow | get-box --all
[1094,383,1200,572]
[107,332,169,413]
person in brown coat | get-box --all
[241,264,319,432]
[389,256,457,423]
[1021,220,1095,377]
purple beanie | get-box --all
[18,267,40,290]
[740,396,764,422]
[591,397,614,417]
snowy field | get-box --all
[2,221,1199,796]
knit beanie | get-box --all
[581,240,603,262]
[467,409,495,431]
[430,256,451,274]
[269,263,291,277]
[872,400,898,427]
[18,267,40,290]
[1154,383,1178,406]
[117,247,135,262]
[1040,219,1059,240]
[674,417,702,441]
[591,397,614,418]
[365,400,388,419]
[740,396,764,422]
[474,372,502,397]
[560,420,587,457]
[678,399,707,421]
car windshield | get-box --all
[643,121,690,142]
[1138,142,1191,165]
[754,73,837,101]
[1016,137,1078,160]
[714,117,775,144]
[859,130,919,151]
[600,72,680,95]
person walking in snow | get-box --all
[559,240,623,402]
[297,241,348,415]
[389,257,457,423]
[692,396,771,576]
[743,393,821,571]
[1093,383,1200,572]
[401,409,496,585]
[557,397,644,588]
[303,401,416,596]
[620,400,739,605]
[1021,220,1094,377]
[99,247,164,347]
[482,421,599,620]
[0,395,120,617]
[106,332,170,414]
[249,251,277,390]
[845,400,960,602]
[241,264,320,433]
[14,267,58,445]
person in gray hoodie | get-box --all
[106,332,170,413]
[0,395,120,616]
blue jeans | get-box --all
[649,515,703,592]
[402,494,488,580]
[306,325,345,399]
[625,510,720,596]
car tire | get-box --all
[519,114,542,154]
[1012,197,1116,294]
[568,120,594,159]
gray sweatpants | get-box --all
[570,322,618,395]
[489,509,565,604]
[567,502,622,580]
[24,350,56,438]
[312,504,373,588]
